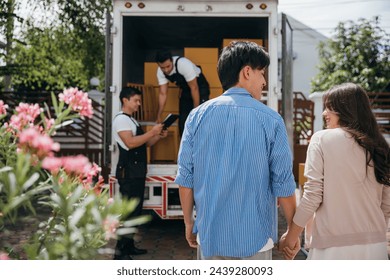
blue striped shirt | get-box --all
[175,87,296,258]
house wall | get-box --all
[278,14,328,97]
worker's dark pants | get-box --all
[114,177,145,256]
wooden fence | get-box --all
[367,92,390,135]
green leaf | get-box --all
[22,172,40,191]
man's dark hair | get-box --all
[119,86,142,106]
[217,41,270,91]
[155,50,173,63]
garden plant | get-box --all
[0,88,149,260]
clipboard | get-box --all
[162,113,179,129]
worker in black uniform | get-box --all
[155,50,210,135]
[113,86,167,260]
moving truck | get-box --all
[108,0,293,219]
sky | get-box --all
[278,0,390,38]
[5,0,390,42]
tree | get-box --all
[0,0,23,90]
[12,26,95,90]
[1,0,111,91]
[311,17,390,93]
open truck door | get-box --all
[281,13,294,154]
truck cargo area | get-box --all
[122,16,269,84]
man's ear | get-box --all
[242,65,251,80]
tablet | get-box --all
[162,113,179,129]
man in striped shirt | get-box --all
[175,41,299,260]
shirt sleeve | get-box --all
[114,115,136,134]
[177,57,198,82]
[293,132,324,227]
[157,67,169,85]
[174,112,195,188]
[268,120,296,197]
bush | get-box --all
[0,88,149,259]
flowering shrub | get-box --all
[0,88,149,260]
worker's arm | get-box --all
[146,128,168,147]
[157,83,168,123]
[187,78,200,108]
[118,123,163,149]
[179,186,197,248]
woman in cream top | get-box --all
[280,83,390,260]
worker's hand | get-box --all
[184,222,197,248]
[151,123,164,136]
[156,116,162,124]
[160,129,168,138]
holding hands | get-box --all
[278,227,302,260]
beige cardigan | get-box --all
[294,128,390,249]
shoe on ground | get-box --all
[113,254,133,260]
[129,247,147,255]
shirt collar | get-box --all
[223,87,252,97]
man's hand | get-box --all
[184,222,197,248]
[151,123,164,136]
[278,231,301,260]
[160,129,169,138]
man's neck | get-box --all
[122,108,133,115]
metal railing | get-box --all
[367,92,390,134]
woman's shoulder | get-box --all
[311,128,348,143]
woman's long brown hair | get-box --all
[323,83,390,186]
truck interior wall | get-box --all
[122,19,146,85]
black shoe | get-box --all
[129,247,147,255]
[113,254,133,260]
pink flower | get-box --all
[93,175,105,195]
[42,156,63,174]
[7,103,42,133]
[87,163,102,179]
[0,100,9,115]
[0,252,10,260]
[107,198,114,205]
[59,88,94,118]
[18,127,60,159]
[15,103,42,123]
[44,117,55,133]
[102,216,119,240]
[62,155,91,176]
[18,127,37,143]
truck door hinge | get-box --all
[110,27,117,35]
[110,85,116,93]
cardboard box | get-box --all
[142,124,179,163]
[209,87,224,99]
[184,47,219,64]
[199,63,221,88]
[163,87,180,114]
[144,62,159,85]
